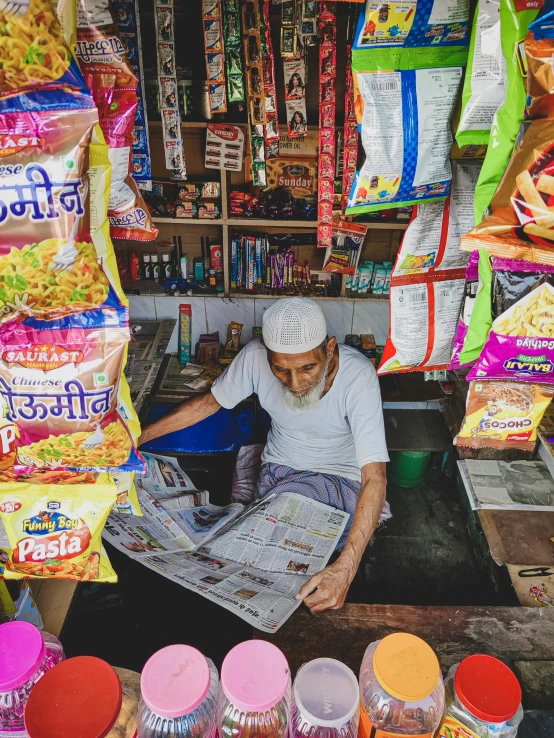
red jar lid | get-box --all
[454,655,522,723]
[24,656,122,738]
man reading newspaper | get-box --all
[140,298,389,613]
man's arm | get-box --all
[139,391,221,446]
[297,461,387,613]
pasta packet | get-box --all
[0,480,117,581]
[0,322,144,472]
[455,381,553,451]
[461,119,554,266]
[76,0,158,242]
[467,258,554,383]
[0,93,128,328]
[449,250,480,371]
[0,0,87,99]
[347,47,465,214]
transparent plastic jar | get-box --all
[0,622,64,737]
[438,655,524,738]
[24,656,139,738]
[359,633,444,737]
[291,658,359,738]
[137,644,219,738]
[217,641,291,738]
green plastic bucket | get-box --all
[388,451,431,488]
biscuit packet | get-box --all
[455,381,553,451]
[461,119,554,266]
[467,258,554,383]
[0,479,117,581]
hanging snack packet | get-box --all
[456,0,505,147]
[473,0,541,222]
[524,11,554,120]
[449,251,480,371]
[353,0,470,50]
[0,323,144,472]
[347,50,465,214]
[467,258,554,383]
[0,480,117,581]
[461,119,554,266]
[378,275,466,375]
[0,0,87,99]
[455,381,553,451]
[76,0,158,242]
[458,249,492,367]
[0,93,128,327]
[392,161,481,278]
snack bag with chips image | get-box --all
[468,280,554,383]
[455,381,553,451]
[462,119,554,265]
[0,481,117,581]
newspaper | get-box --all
[104,491,349,632]
[458,459,554,511]
[137,453,207,503]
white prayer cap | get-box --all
[262,298,327,354]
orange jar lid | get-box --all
[373,633,440,702]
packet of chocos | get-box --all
[0,481,117,581]
[455,381,553,451]
[76,0,158,242]
[0,322,145,473]
[461,119,554,266]
[0,92,128,328]
[0,0,87,99]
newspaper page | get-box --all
[458,459,554,511]
[137,453,207,503]
[104,492,349,632]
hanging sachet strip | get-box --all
[155,0,187,179]
[242,0,267,187]
[262,0,280,159]
[342,44,358,213]
[112,0,153,190]
[224,0,245,103]
[317,1,337,249]
[204,0,227,113]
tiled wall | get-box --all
[129,296,390,353]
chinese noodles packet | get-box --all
[0,480,117,581]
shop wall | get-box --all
[128,296,390,353]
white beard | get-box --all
[281,358,329,411]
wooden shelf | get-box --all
[149,120,209,129]
[153,216,408,230]
[153,217,223,225]
[229,293,389,301]
[227,218,317,228]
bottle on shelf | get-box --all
[162,253,173,278]
[151,254,161,280]
[142,253,152,280]
[180,254,189,280]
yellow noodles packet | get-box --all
[0,480,117,582]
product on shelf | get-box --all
[203,0,227,114]
[0,480,117,581]
[455,381,553,452]
[138,644,219,738]
[292,658,359,738]
[144,180,222,219]
[220,321,243,365]
[24,657,139,738]
[229,188,315,221]
[322,221,367,275]
[179,304,192,365]
[359,633,444,737]
[217,641,291,738]
[439,655,523,738]
[0,622,64,734]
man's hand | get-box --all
[296,557,355,613]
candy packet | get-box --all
[0,323,144,472]
[455,381,553,451]
[467,258,554,383]
[0,480,117,581]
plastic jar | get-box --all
[359,633,444,737]
[438,655,524,738]
[217,641,291,738]
[291,658,359,738]
[137,644,219,738]
[24,656,139,738]
[0,622,64,737]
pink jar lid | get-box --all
[0,622,45,691]
[141,645,211,719]
[221,641,289,713]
